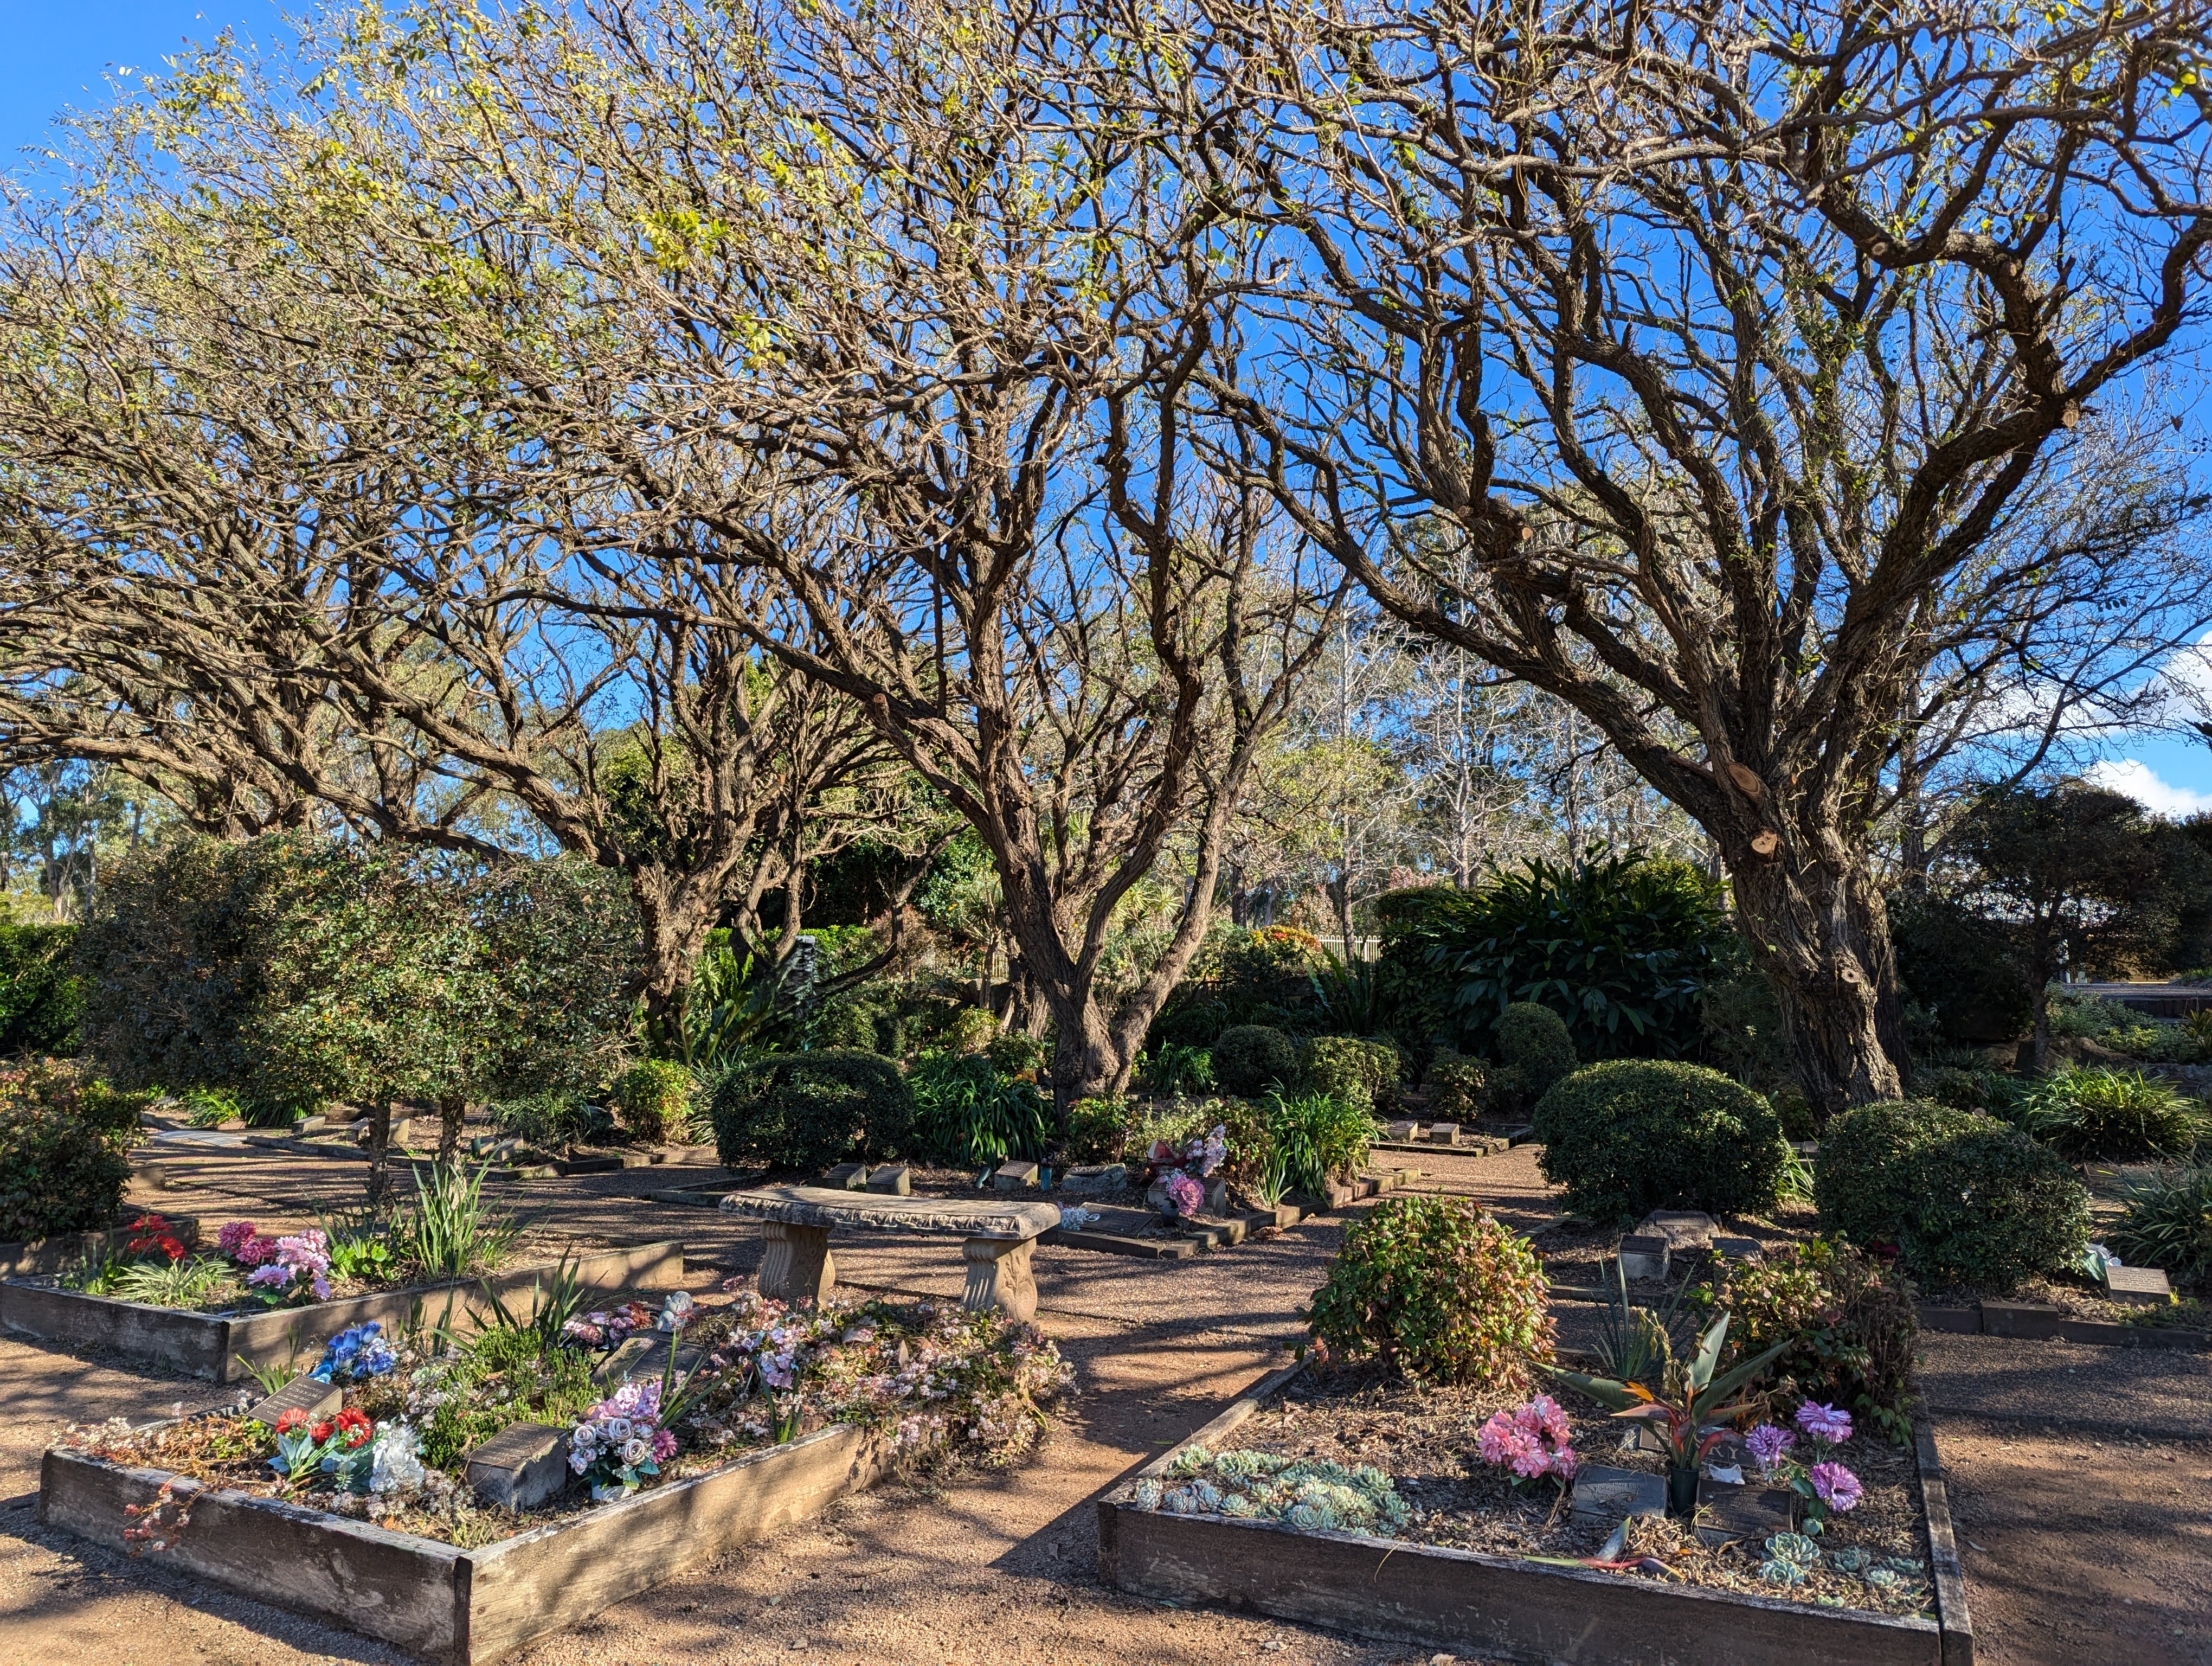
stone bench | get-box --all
[719,1187,1061,1322]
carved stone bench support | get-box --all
[758,1222,837,1304]
[961,1235,1038,1322]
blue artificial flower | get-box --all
[309,1322,395,1384]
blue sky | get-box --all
[9,4,2212,817]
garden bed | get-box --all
[1098,1363,1973,1666]
[1044,1167,1419,1259]
[1,1240,685,1380]
[40,1416,891,1664]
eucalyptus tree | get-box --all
[1186,0,2212,1110]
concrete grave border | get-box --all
[1097,1362,1975,1666]
[39,1413,891,1665]
[1,1240,685,1381]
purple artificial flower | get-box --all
[1164,1172,1204,1218]
[1795,1401,1853,1445]
[215,1221,259,1257]
[1809,1461,1863,1512]
[1745,1423,1795,1474]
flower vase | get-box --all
[1667,1463,1700,1517]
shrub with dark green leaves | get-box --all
[1419,1051,1484,1119]
[2016,1067,2207,1159]
[1302,1036,1400,1117]
[1707,1238,1920,1443]
[1305,1194,1554,1388]
[2109,1165,2212,1278]
[1064,1095,1128,1164]
[487,1091,611,1152]
[0,924,82,1056]
[1534,1060,1787,1221]
[613,1059,699,1144]
[1816,1100,2089,1290]
[711,1049,914,1174]
[1213,1024,1303,1096]
[1494,1003,1577,1111]
[909,1052,1050,1166]
[0,1059,138,1241]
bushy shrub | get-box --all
[1305,1194,1554,1387]
[1816,1100,2090,1289]
[1708,1238,1920,1443]
[1424,1052,1486,1118]
[1302,1036,1400,1118]
[2045,992,2136,1039]
[711,1049,914,1174]
[1423,853,1735,1060]
[1141,1042,1215,1099]
[0,1059,138,1241]
[1494,1003,1577,1111]
[2110,1164,2212,1277]
[1149,925,1330,1047]
[1213,1024,1303,1096]
[1533,1060,1788,1222]
[0,924,82,1056]
[2017,1067,2207,1159]
[1262,1090,1373,1196]
[942,1008,1000,1055]
[986,1028,1046,1080]
[1064,1095,1129,1164]
[613,1059,699,1144]
[909,1052,1050,1166]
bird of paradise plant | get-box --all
[1548,1311,1787,1516]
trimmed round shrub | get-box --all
[1495,1002,1577,1109]
[1306,1194,1554,1388]
[2016,1067,2207,1159]
[711,1049,915,1175]
[1709,1236,1920,1443]
[613,1059,699,1144]
[1302,1035,1401,1117]
[0,1060,138,1241]
[1815,1100,2089,1290]
[1425,1051,1487,1118]
[1212,1024,1302,1096]
[1534,1060,1787,1221]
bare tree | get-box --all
[1188,0,2212,1111]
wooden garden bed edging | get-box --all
[1917,1302,2208,1352]
[0,1240,685,1381]
[0,1216,202,1280]
[39,1417,890,1665]
[1097,1363,1975,1666]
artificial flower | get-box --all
[1795,1402,1853,1444]
[1809,1461,1863,1512]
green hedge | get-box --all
[0,924,82,1056]
[1494,1002,1577,1110]
[0,1060,141,1241]
[1534,1060,1788,1221]
[1213,1024,1303,1096]
[711,1049,915,1174]
[1815,1100,2089,1290]
[1302,1035,1400,1116]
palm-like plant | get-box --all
[1550,1312,1787,1515]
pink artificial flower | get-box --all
[1795,1402,1853,1445]
[1810,1461,1862,1512]
[1164,1172,1204,1218]
[1521,1395,1571,1446]
[650,1428,678,1462]
[1549,1444,1578,1481]
[1745,1423,1795,1473]
[233,1235,278,1268]
[215,1221,259,1257]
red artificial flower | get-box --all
[156,1234,187,1262]
[126,1213,181,1259]
[274,1408,310,1435]
[309,1420,333,1444]
[333,1408,374,1449]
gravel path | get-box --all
[7,1143,2204,1663]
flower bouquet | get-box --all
[1475,1394,1579,1492]
[310,1321,398,1385]
[1745,1401,1864,1529]
[217,1221,332,1304]
[567,1379,680,1501]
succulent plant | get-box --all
[1758,1558,1808,1586]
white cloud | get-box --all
[2083,758,2212,819]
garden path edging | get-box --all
[0,1217,203,1280]
[38,1415,890,1664]
[1097,1362,1974,1666]
[1917,1302,2207,1352]
[0,1240,685,1381]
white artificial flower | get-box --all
[607,1417,634,1443]
[620,1437,650,1466]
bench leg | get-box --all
[961,1236,1037,1322]
[758,1222,837,1305]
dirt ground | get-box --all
[1,1145,2205,1664]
